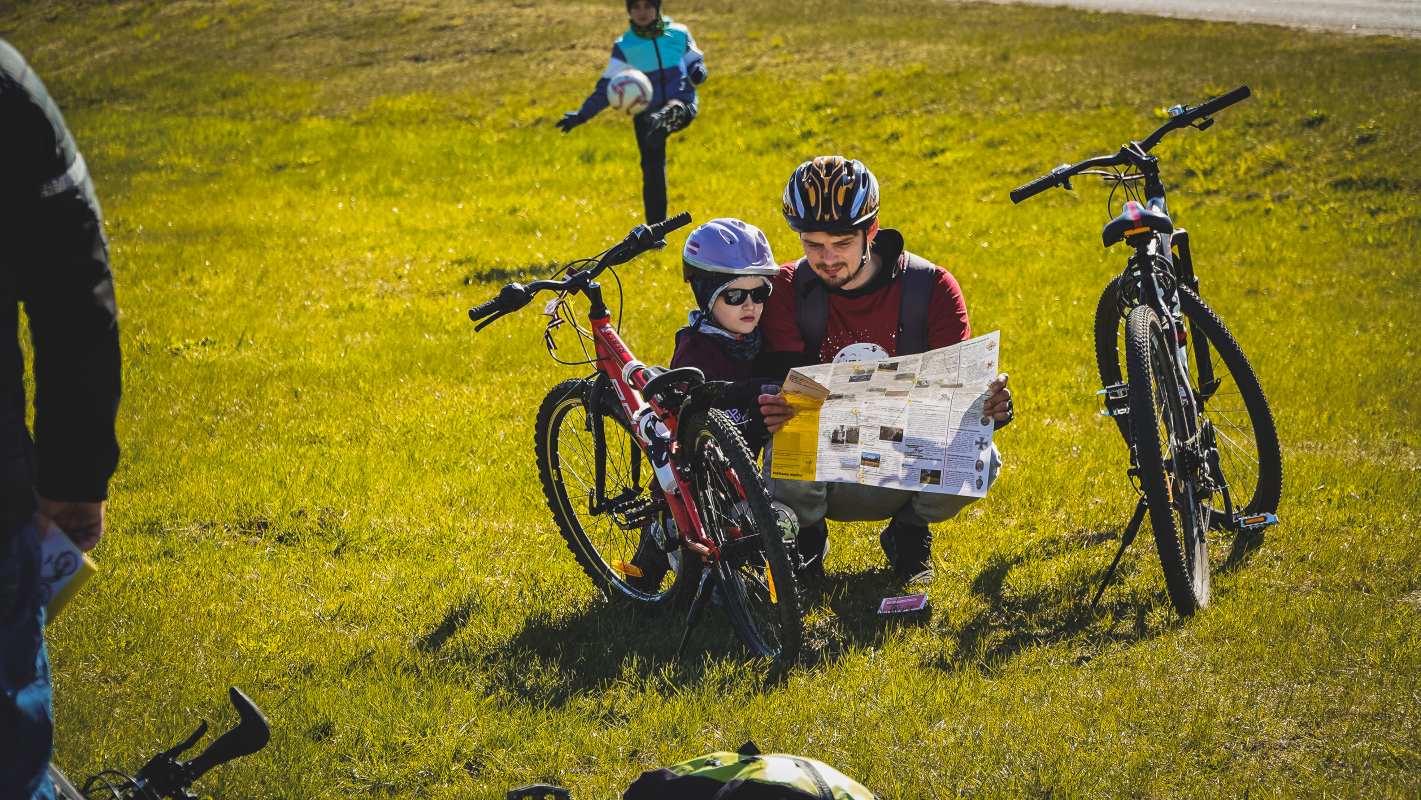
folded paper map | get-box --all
[770,330,1001,498]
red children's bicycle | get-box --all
[468,214,803,661]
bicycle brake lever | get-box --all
[474,308,512,333]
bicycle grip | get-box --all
[1194,85,1250,120]
[1010,172,1062,205]
[468,295,504,322]
[183,688,271,781]
[647,212,692,239]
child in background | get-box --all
[554,0,706,231]
[670,218,780,454]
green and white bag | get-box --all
[622,742,877,800]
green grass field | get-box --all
[7,0,1420,796]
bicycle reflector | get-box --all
[1238,512,1280,530]
[611,560,644,578]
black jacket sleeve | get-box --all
[756,349,811,385]
[1,39,121,504]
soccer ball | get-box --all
[606,70,654,115]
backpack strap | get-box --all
[795,252,938,361]
[792,257,828,361]
[789,758,835,800]
[895,252,937,356]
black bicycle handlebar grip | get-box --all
[183,688,271,781]
[468,295,504,322]
[1194,85,1250,120]
[647,211,693,239]
[1010,172,1061,205]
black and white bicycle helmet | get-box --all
[781,156,880,233]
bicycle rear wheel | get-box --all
[1177,288,1282,517]
[1095,278,1282,517]
[535,378,691,613]
[684,409,802,661]
[1125,305,1210,615]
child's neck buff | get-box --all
[631,17,667,38]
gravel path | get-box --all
[974,0,1421,38]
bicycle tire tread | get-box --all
[1125,306,1204,615]
[685,408,803,661]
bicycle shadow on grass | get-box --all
[798,525,1184,674]
[417,587,789,706]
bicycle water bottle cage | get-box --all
[1103,200,1173,247]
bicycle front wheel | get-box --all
[1125,305,1210,615]
[1096,278,1282,517]
[684,409,802,661]
[535,378,691,613]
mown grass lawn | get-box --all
[7,0,1420,796]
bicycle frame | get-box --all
[557,274,743,566]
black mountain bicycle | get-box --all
[50,686,271,800]
[1011,85,1283,615]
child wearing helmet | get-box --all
[554,0,706,230]
[670,218,780,453]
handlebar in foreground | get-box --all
[183,687,272,780]
[117,687,270,799]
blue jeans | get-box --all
[0,518,54,800]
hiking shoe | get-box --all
[880,518,932,581]
[902,569,935,588]
[626,525,671,593]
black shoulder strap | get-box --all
[793,258,828,362]
[790,758,835,800]
[895,252,937,356]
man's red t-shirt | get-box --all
[760,229,970,364]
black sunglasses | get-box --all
[719,285,772,306]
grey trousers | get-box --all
[763,440,1002,529]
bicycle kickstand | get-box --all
[676,566,718,661]
[1090,497,1149,609]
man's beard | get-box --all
[816,257,862,289]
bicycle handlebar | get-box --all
[120,686,271,799]
[1139,84,1250,150]
[468,213,693,330]
[182,687,272,781]
[1010,85,1250,204]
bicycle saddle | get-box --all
[641,366,705,400]
[1102,200,1173,247]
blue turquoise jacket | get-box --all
[575,17,706,120]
